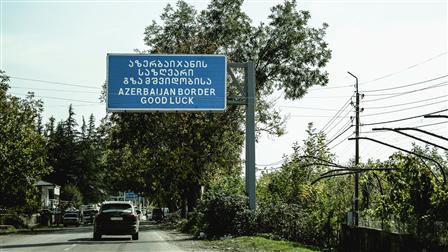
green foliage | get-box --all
[256,123,351,247]
[60,184,83,207]
[197,193,254,237]
[45,109,107,204]
[0,71,50,211]
[257,203,323,246]
[106,0,331,213]
[363,146,448,243]
[206,175,245,196]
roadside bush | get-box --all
[234,208,257,236]
[196,193,256,238]
[3,214,27,229]
[257,203,323,246]
[178,211,200,235]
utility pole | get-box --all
[348,71,359,227]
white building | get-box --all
[35,180,60,210]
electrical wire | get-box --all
[362,74,448,93]
[9,76,101,90]
[359,51,448,85]
[324,108,354,135]
[328,132,355,151]
[320,96,353,133]
[415,121,448,129]
[362,82,448,96]
[326,124,354,148]
[278,105,340,111]
[326,118,352,141]
[363,100,447,117]
[363,81,448,102]
[309,51,447,90]
[290,114,351,118]
[362,109,448,126]
[256,156,289,167]
[364,95,446,110]
[11,92,101,104]
[309,84,352,91]
[10,86,100,94]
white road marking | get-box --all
[63,243,78,251]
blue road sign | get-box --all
[107,54,227,112]
[125,192,137,199]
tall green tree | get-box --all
[0,71,50,211]
[76,114,107,203]
[45,109,79,187]
[106,0,331,213]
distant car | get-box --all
[151,208,164,222]
[63,212,80,227]
[81,204,99,224]
[83,209,97,224]
[93,201,140,240]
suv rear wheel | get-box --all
[132,232,139,240]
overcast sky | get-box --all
[2,0,447,170]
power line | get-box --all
[310,51,447,90]
[46,103,103,108]
[299,95,354,99]
[364,95,446,110]
[326,124,354,148]
[256,156,288,167]
[328,132,355,151]
[10,86,100,94]
[362,109,448,126]
[362,74,448,93]
[324,108,354,135]
[278,105,340,111]
[359,51,448,85]
[363,82,448,96]
[290,114,351,118]
[414,121,448,129]
[363,99,447,117]
[363,81,448,102]
[9,76,102,90]
[309,83,352,91]
[320,96,353,133]
[11,92,101,104]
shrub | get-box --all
[3,215,27,229]
[257,203,323,246]
[196,193,257,238]
[234,208,258,236]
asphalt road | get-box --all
[0,225,190,252]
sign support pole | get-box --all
[227,62,256,210]
[245,62,256,210]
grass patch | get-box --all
[0,225,17,235]
[203,236,321,251]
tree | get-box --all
[0,70,50,211]
[76,114,108,203]
[368,145,448,241]
[106,0,331,214]
[45,105,84,187]
[61,184,83,208]
[256,123,351,247]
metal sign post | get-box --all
[228,62,256,210]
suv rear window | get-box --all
[101,204,132,213]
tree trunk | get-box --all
[181,196,188,218]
